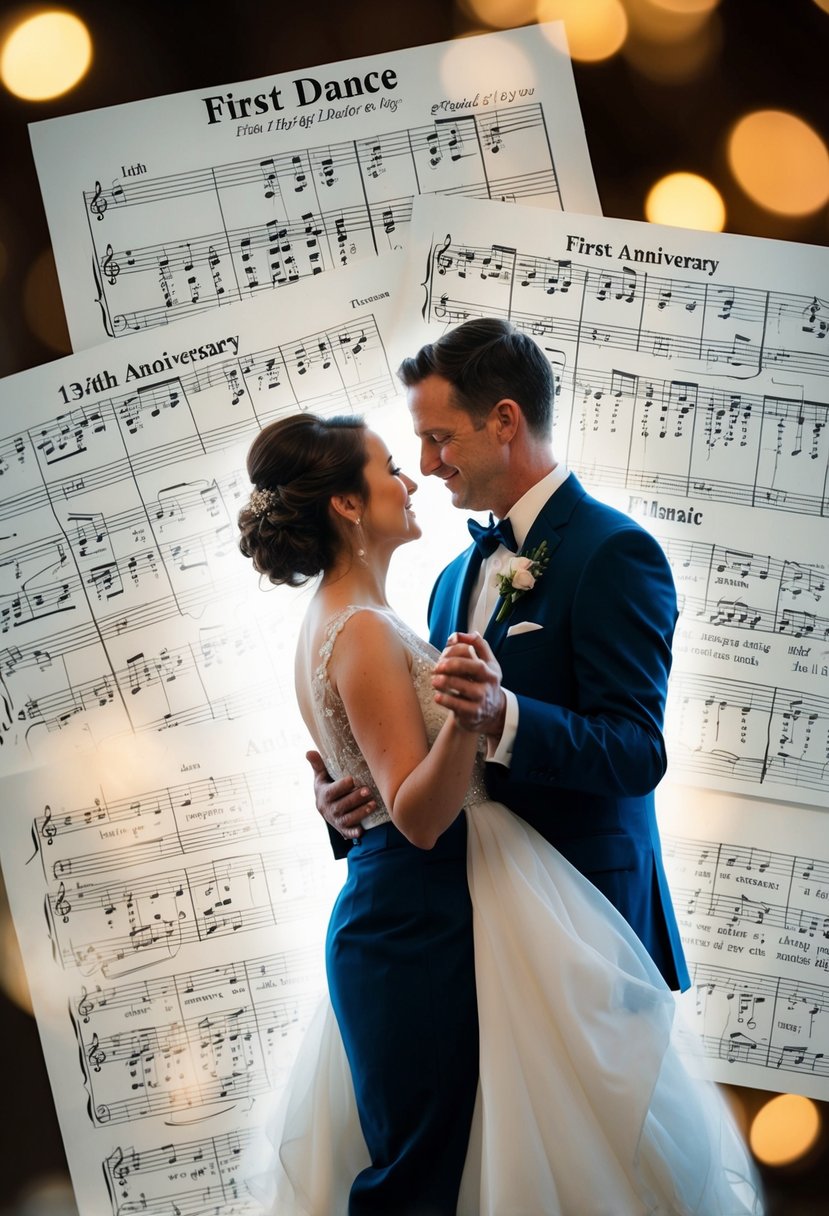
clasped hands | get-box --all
[309,631,505,841]
[431,630,506,736]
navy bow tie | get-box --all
[467,514,517,557]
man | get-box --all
[313,316,688,992]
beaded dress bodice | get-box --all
[311,605,488,830]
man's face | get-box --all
[406,374,502,513]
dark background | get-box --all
[0,1,827,1212]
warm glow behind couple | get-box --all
[239,318,763,1215]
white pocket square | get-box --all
[506,621,544,637]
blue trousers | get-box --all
[326,813,479,1216]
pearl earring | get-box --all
[354,517,367,561]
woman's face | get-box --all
[360,430,421,549]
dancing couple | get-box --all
[239,318,761,1215]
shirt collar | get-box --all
[502,465,569,551]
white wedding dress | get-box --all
[257,607,763,1216]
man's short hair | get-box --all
[398,317,554,438]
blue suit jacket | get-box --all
[428,473,690,991]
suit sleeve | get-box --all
[506,527,677,798]
[326,821,353,860]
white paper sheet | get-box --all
[661,786,829,1102]
[398,193,829,810]
[0,722,337,1216]
[30,22,599,352]
[0,258,414,772]
[391,192,829,1098]
[0,256,454,1215]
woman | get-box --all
[239,412,762,1216]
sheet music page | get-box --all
[0,256,423,773]
[0,722,339,1216]
[0,254,463,1214]
[397,193,829,1097]
[660,787,829,1103]
[30,21,599,352]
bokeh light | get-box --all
[456,0,539,27]
[728,110,829,217]
[645,171,725,231]
[750,1094,822,1166]
[0,885,33,1016]
[648,0,718,13]
[0,9,92,101]
[23,249,71,353]
[623,11,721,83]
[440,29,532,95]
[624,0,713,43]
[812,0,829,13]
[535,0,628,62]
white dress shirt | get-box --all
[467,465,570,766]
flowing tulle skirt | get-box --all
[258,803,763,1215]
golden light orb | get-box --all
[624,16,720,84]
[728,110,829,216]
[0,887,33,1016]
[0,9,92,101]
[645,172,726,231]
[536,0,628,62]
[811,0,829,13]
[624,0,712,43]
[647,0,718,13]
[23,248,71,353]
[457,0,539,27]
[749,1094,822,1166]
[440,30,532,95]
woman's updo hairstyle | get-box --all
[238,413,369,586]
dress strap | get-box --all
[316,604,392,685]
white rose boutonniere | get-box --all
[492,540,550,622]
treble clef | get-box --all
[55,881,71,923]
[89,181,107,221]
[40,804,57,845]
[87,1032,106,1072]
[106,1146,130,1185]
[101,244,121,287]
[77,986,94,1022]
[435,232,453,276]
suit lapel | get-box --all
[449,544,484,634]
[483,473,587,653]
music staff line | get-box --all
[85,105,558,336]
[659,537,827,641]
[74,949,324,1126]
[0,478,255,655]
[667,672,829,796]
[687,961,828,1079]
[430,286,828,385]
[673,883,829,941]
[6,638,279,749]
[97,170,556,289]
[666,834,829,892]
[0,322,391,567]
[427,235,828,361]
[103,1129,259,1216]
[35,767,309,881]
[46,846,322,976]
[424,239,829,516]
[75,945,320,1019]
[86,106,546,217]
[0,312,387,474]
